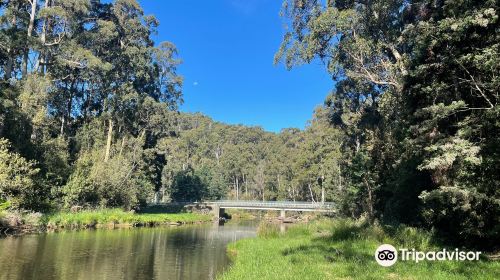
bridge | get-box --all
[209,200,336,219]
[147,200,336,219]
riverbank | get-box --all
[220,218,499,280]
[0,208,214,234]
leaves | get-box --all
[0,138,45,210]
[277,0,500,248]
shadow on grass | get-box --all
[139,204,185,214]
[324,222,371,242]
[281,240,374,265]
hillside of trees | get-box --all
[0,0,343,210]
[0,0,498,249]
[159,109,342,204]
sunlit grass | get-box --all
[45,208,213,229]
[220,218,499,280]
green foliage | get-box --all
[221,219,499,280]
[45,208,211,229]
[277,0,500,249]
[0,0,345,214]
[170,169,206,202]
[420,186,500,249]
[402,0,500,247]
[0,0,497,252]
[40,137,71,188]
[157,110,343,203]
[0,0,183,211]
[0,200,11,211]
[0,138,47,210]
[63,145,154,210]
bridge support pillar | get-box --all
[219,208,225,219]
[211,204,220,219]
[280,209,286,219]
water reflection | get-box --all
[0,221,257,280]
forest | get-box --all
[0,0,498,250]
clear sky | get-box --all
[139,0,333,132]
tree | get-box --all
[402,0,500,248]
[277,0,500,247]
[0,138,46,210]
[0,0,183,211]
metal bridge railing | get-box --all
[146,200,336,210]
[209,200,335,209]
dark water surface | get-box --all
[0,221,257,280]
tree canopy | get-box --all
[0,0,498,250]
[276,0,499,248]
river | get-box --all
[0,221,257,280]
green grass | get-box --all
[45,208,213,229]
[220,218,499,280]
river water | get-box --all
[0,221,257,280]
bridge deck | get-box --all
[147,200,336,213]
[210,200,335,212]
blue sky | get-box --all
[139,0,333,132]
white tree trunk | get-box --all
[104,119,113,162]
[308,183,316,203]
[37,0,51,73]
[23,0,37,77]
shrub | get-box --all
[63,149,154,210]
[420,186,500,249]
[0,138,48,210]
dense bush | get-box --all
[420,186,500,249]
[0,138,48,210]
[63,148,154,210]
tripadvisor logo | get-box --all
[375,244,481,267]
[375,244,398,267]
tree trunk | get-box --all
[4,51,14,80]
[277,174,281,195]
[66,88,73,130]
[60,115,65,135]
[60,80,75,136]
[119,137,126,156]
[4,12,17,80]
[37,0,50,74]
[23,0,37,78]
[243,174,247,196]
[235,176,239,200]
[308,183,316,203]
[104,119,113,162]
[320,174,325,203]
[215,145,221,164]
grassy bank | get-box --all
[220,219,499,280]
[1,208,213,233]
[46,209,213,229]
